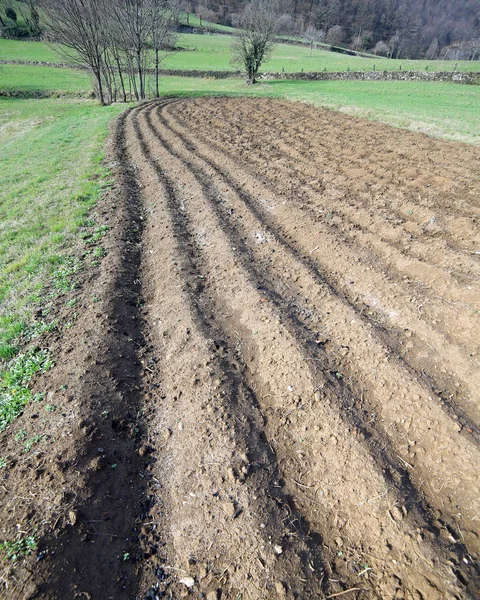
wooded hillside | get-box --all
[186,0,480,59]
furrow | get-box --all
[126,105,328,600]
[161,100,480,432]
[169,101,480,347]
[140,102,479,599]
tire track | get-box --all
[160,101,480,434]
[135,101,480,599]
[126,103,329,600]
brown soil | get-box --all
[1,98,479,600]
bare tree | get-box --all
[231,0,279,85]
[277,13,295,34]
[196,3,215,28]
[41,0,109,104]
[374,40,389,56]
[152,0,179,98]
[107,0,156,101]
[304,25,323,56]
[326,24,344,46]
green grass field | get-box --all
[0,64,91,95]
[178,11,236,33]
[1,36,479,73]
[0,97,125,360]
[1,64,479,145]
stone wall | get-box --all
[2,59,479,85]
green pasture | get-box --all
[173,34,480,73]
[0,64,91,95]
[0,97,124,359]
[1,36,479,73]
[1,64,479,145]
[178,11,236,33]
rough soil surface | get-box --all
[1,98,479,600]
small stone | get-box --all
[275,581,287,596]
[138,445,149,457]
[178,422,184,431]
[179,576,195,589]
[223,501,236,518]
[391,506,404,521]
[89,456,105,471]
[273,545,283,555]
[68,510,78,526]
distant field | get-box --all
[178,11,236,33]
[174,34,480,72]
[0,97,124,358]
[1,64,479,145]
[1,36,479,73]
[0,64,91,95]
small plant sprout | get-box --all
[123,552,130,561]
[1,535,37,562]
[24,435,44,453]
[15,429,27,441]
[0,457,7,469]
[92,246,106,259]
[45,404,56,412]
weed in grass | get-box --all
[0,535,37,562]
[51,255,82,292]
[82,224,110,245]
[92,247,106,259]
[24,434,44,453]
[0,457,6,469]
[0,349,53,432]
[26,320,57,340]
[44,404,56,412]
[15,429,27,441]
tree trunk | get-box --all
[93,68,105,105]
[116,55,127,103]
[136,49,144,99]
[155,48,160,98]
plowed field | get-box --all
[1,98,479,600]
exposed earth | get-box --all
[1,98,479,599]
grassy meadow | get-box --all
[0,97,125,358]
[0,63,91,95]
[1,36,479,73]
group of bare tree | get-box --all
[41,0,180,105]
[42,0,281,98]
